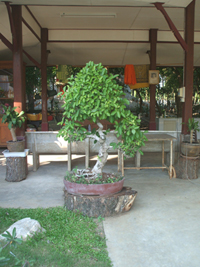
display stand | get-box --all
[175,154,199,179]
[3,149,29,182]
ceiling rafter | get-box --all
[154,2,188,51]
[22,17,41,42]
[4,2,16,39]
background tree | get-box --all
[158,67,183,117]
[193,67,200,104]
[26,66,61,112]
[26,67,41,112]
[47,66,57,90]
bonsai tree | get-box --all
[1,104,26,142]
[183,118,199,143]
[58,61,147,180]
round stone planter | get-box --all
[180,141,200,157]
[63,178,125,196]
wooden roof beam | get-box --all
[0,33,13,50]
[23,49,41,69]
[154,2,188,52]
[4,2,16,40]
[0,32,41,68]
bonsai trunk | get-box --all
[92,140,109,174]
[92,122,110,175]
[190,130,193,144]
[10,127,17,142]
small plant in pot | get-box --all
[58,61,147,195]
[181,118,200,157]
[1,104,26,152]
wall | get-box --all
[158,118,200,140]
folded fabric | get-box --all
[124,64,137,85]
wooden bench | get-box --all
[25,131,119,171]
[26,130,180,173]
[120,132,178,179]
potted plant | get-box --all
[1,104,26,152]
[58,61,147,195]
[181,118,200,157]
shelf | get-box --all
[0,98,14,100]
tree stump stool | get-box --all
[175,154,199,180]
[64,187,137,217]
[6,156,28,182]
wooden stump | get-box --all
[64,187,137,217]
[175,154,199,180]
[6,157,28,182]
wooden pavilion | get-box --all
[0,0,199,137]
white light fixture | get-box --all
[178,87,185,98]
[60,13,116,18]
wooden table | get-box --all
[121,133,176,179]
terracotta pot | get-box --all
[181,142,200,157]
[6,139,25,152]
[63,178,125,196]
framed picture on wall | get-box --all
[149,70,159,85]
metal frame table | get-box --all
[121,133,176,179]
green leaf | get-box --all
[12,227,16,238]
[117,111,120,118]
[0,257,10,266]
[118,126,122,136]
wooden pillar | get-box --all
[182,0,195,134]
[12,5,25,136]
[149,29,157,130]
[41,28,49,131]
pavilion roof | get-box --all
[0,0,199,67]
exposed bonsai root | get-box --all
[76,169,98,180]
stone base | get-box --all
[64,187,137,217]
[175,154,199,180]
[6,157,28,182]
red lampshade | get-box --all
[124,65,137,85]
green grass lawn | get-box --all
[0,207,112,267]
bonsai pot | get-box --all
[6,139,25,152]
[181,141,200,157]
[63,177,125,196]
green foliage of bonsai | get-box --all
[1,105,26,142]
[58,61,147,178]
[182,118,199,143]
[187,118,199,143]
[187,118,199,132]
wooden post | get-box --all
[12,5,25,136]
[182,0,195,134]
[149,29,157,130]
[41,28,49,131]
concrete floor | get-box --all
[0,149,200,267]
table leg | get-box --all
[118,149,122,172]
[135,150,141,170]
[68,142,72,171]
[169,140,173,179]
[162,141,165,170]
[122,153,124,176]
[85,138,89,169]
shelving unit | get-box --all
[0,61,14,147]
